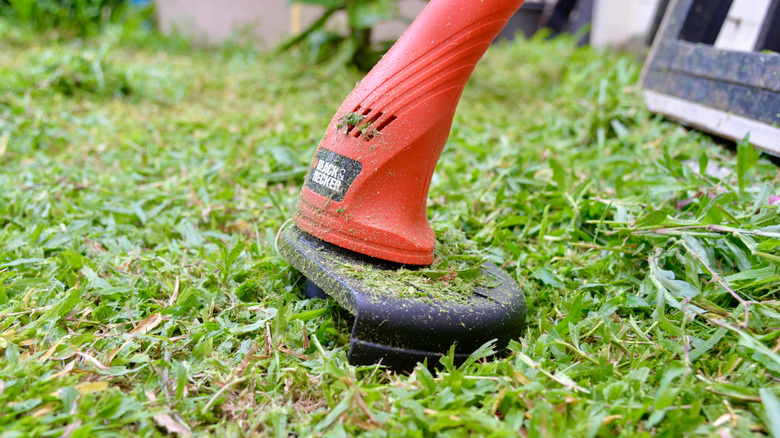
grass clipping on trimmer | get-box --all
[336,227,503,304]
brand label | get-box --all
[304,148,362,202]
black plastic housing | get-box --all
[279,225,527,372]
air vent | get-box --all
[352,111,383,138]
[344,105,372,135]
[340,105,397,141]
[374,115,397,133]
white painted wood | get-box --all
[714,0,772,52]
[591,0,661,48]
[644,90,780,157]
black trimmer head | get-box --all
[279,225,527,371]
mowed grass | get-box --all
[1,23,779,437]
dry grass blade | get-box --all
[146,391,192,437]
[129,313,163,335]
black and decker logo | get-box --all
[312,158,346,191]
[304,148,362,202]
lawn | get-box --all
[1,19,779,437]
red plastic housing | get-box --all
[295,0,526,265]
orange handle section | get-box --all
[296,0,525,265]
[361,0,526,123]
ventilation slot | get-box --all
[353,112,384,138]
[344,105,371,134]
[374,115,397,133]
[342,105,397,140]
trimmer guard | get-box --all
[279,225,527,371]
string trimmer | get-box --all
[279,0,528,371]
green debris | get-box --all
[335,111,364,133]
[337,227,502,304]
[359,126,380,141]
[335,111,380,140]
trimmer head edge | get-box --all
[279,225,527,371]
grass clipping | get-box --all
[337,227,502,304]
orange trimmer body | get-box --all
[295,0,526,265]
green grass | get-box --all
[1,23,779,437]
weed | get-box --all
[0,0,129,37]
[23,46,132,97]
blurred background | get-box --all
[0,0,668,64]
[148,0,663,49]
